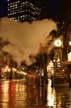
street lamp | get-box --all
[53,37,63,82]
[53,38,63,64]
[54,39,62,47]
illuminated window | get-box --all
[7,0,41,22]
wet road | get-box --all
[0,79,71,108]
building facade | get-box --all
[7,0,41,22]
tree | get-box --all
[0,37,9,78]
[0,37,9,48]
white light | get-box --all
[54,39,62,47]
[69,41,71,46]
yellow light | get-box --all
[47,80,56,107]
[12,68,17,72]
[54,39,62,47]
[69,41,71,46]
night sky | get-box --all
[0,0,71,20]
[0,0,8,17]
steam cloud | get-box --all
[0,17,57,65]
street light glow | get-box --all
[54,39,62,47]
[69,40,71,46]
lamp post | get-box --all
[53,38,63,84]
[54,38,63,68]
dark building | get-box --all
[7,0,41,22]
[1,0,71,23]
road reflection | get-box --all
[0,79,71,108]
[47,79,56,107]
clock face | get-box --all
[54,39,62,47]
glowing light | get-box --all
[12,68,17,72]
[47,61,54,78]
[69,41,71,46]
[68,51,71,61]
[54,39,62,47]
[7,68,11,72]
[2,65,11,73]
